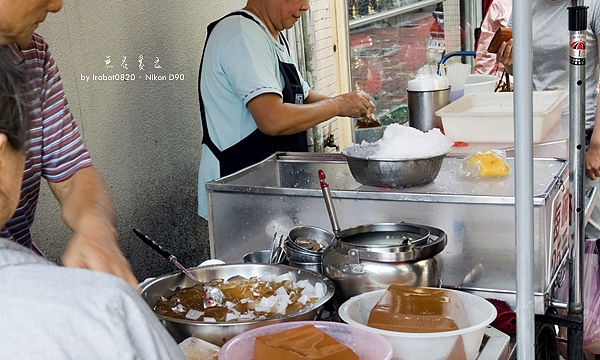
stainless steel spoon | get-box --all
[133,228,225,308]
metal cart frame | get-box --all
[513,1,587,358]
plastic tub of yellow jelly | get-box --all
[461,149,510,177]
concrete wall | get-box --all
[34,0,246,282]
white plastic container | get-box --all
[463,74,500,94]
[435,90,568,143]
[218,320,394,360]
[338,288,497,360]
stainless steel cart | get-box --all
[207,152,571,317]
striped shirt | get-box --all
[0,34,92,248]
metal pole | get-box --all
[512,0,535,359]
[568,1,587,358]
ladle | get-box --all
[133,228,225,308]
[318,169,341,238]
[318,169,430,248]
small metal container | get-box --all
[285,226,335,273]
[287,260,323,274]
[407,87,450,131]
[287,225,334,253]
[243,250,286,264]
[285,246,321,264]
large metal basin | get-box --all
[140,263,335,345]
[342,143,446,188]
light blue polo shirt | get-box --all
[198,10,310,219]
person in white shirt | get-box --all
[0,45,185,360]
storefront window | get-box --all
[350,0,443,131]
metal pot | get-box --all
[140,263,335,345]
[322,223,446,303]
[317,170,446,303]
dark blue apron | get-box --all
[198,11,308,177]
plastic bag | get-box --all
[584,239,600,354]
[460,149,511,178]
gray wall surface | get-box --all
[33,0,246,282]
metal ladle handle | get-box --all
[133,228,225,308]
[318,169,341,236]
[133,228,203,285]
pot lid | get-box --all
[337,223,447,262]
[340,223,430,249]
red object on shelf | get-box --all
[486,298,516,336]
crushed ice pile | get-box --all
[251,274,326,315]
[346,123,453,159]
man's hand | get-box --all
[332,90,376,119]
[49,166,139,289]
[62,223,139,290]
[496,39,513,74]
[586,142,600,180]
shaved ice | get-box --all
[348,124,453,159]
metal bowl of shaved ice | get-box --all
[342,125,451,188]
[140,263,335,346]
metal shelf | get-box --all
[348,0,443,30]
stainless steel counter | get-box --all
[206,152,570,314]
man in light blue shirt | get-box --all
[198,0,376,219]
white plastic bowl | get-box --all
[218,320,393,360]
[338,288,497,360]
[463,74,499,94]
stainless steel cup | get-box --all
[243,250,286,264]
[407,87,451,131]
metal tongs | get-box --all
[133,228,225,308]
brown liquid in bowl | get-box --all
[154,276,318,322]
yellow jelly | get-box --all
[468,149,510,177]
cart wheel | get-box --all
[535,322,559,360]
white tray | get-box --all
[436,90,568,143]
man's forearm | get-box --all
[48,166,115,236]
